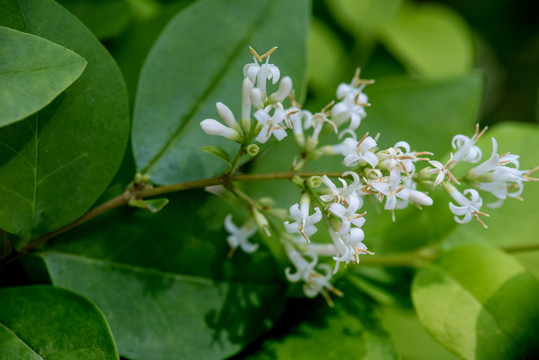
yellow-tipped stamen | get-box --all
[322,290,335,307]
[524,166,539,181]
[353,93,371,107]
[322,100,335,114]
[227,246,237,259]
[260,46,278,60]
[249,46,262,62]
[399,161,411,177]
[352,211,367,220]
[352,68,375,87]
[355,132,369,154]
[473,211,489,229]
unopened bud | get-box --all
[216,102,237,127]
[270,76,292,103]
[409,190,433,206]
[251,88,264,109]
[200,119,241,142]
[291,175,305,188]
[253,209,271,237]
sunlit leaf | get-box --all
[412,244,539,359]
[380,3,474,79]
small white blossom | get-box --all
[319,171,361,205]
[243,46,280,97]
[284,201,322,242]
[444,184,489,228]
[428,154,460,186]
[284,249,342,306]
[329,223,373,273]
[328,193,366,228]
[224,215,258,253]
[254,108,287,143]
[367,173,410,211]
[452,124,487,164]
[335,134,378,168]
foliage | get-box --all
[1,0,538,359]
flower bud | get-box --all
[409,190,433,206]
[244,144,259,156]
[270,76,292,103]
[253,209,270,237]
[200,119,241,141]
[216,102,237,127]
[307,176,322,188]
[250,88,264,109]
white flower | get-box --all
[224,215,258,253]
[329,224,373,273]
[379,141,429,177]
[243,46,280,97]
[328,193,366,228]
[335,134,378,168]
[254,108,287,143]
[269,76,292,103]
[452,124,487,164]
[428,154,460,186]
[332,92,368,135]
[445,185,489,228]
[367,172,410,211]
[319,171,361,205]
[285,249,342,306]
[284,201,322,242]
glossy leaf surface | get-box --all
[0,285,118,359]
[0,0,129,246]
[0,26,87,127]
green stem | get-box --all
[501,242,539,253]
[1,170,343,266]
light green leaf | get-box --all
[0,0,129,247]
[198,145,232,165]
[412,244,539,360]
[33,190,286,360]
[132,0,309,185]
[0,26,87,127]
[0,285,118,359]
[380,3,474,79]
[327,0,403,38]
[244,280,398,359]
[128,197,169,213]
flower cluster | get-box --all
[202,46,537,304]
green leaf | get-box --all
[0,285,118,359]
[327,0,403,38]
[0,26,87,127]
[198,145,232,165]
[412,244,539,360]
[128,197,169,213]
[33,190,286,360]
[0,0,129,246]
[380,3,474,79]
[244,280,398,359]
[56,0,133,39]
[132,0,309,185]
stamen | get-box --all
[260,46,278,60]
[352,67,375,87]
[472,211,489,229]
[321,290,335,308]
[227,246,237,259]
[321,100,335,114]
[249,46,262,62]
[355,132,369,154]
[298,224,311,243]
[524,166,539,181]
[399,161,411,177]
[352,211,367,219]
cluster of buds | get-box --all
[201,46,537,304]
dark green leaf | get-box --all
[0,0,129,247]
[34,190,286,360]
[199,145,232,165]
[0,285,118,359]
[0,26,87,127]
[132,0,309,185]
[128,197,169,213]
[243,280,398,359]
[380,3,474,79]
[56,0,134,39]
[412,244,539,360]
